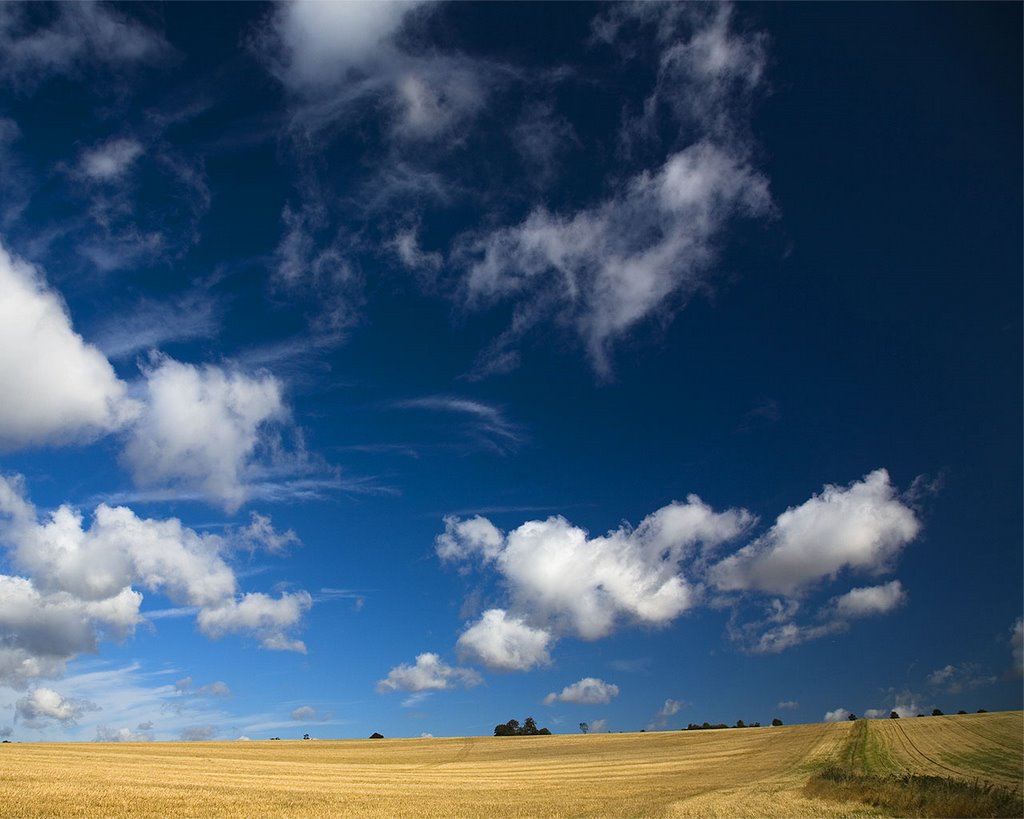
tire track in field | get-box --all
[946,716,1020,754]
[889,720,970,779]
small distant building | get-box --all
[369,732,384,739]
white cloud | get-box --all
[93,289,221,360]
[0,476,236,607]
[1012,618,1023,674]
[747,621,845,655]
[95,725,153,742]
[391,227,442,276]
[78,138,143,181]
[122,355,289,513]
[454,5,771,378]
[195,681,231,698]
[263,1,486,142]
[831,580,906,619]
[0,2,170,88]
[457,141,771,378]
[823,708,851,723]
[267,0,426,91]
[456,609,552,672]
[0,241,138,449]
[865,691,926,720]
[392,395,524,454]
[291,705,316,721]
[236,512,300,556]
[710,470,920,597]
[16,687,99,727]
[777,700,799,710]
[544,678,620,706]
[0,477,311,683]
[440,498,751,641]
[925,663,995,695]
[589,719,607,733]
[376,652,482,693]
[658,698,683,717]
[436,515,505,563]
[196,591,312,653]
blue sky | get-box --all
[0,1,1020,742]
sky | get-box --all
[0,1,1020,743]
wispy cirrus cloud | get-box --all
[0,1,172,90]
[389,395,525,454]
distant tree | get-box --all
[701,722,711,730]
[977,709,988,713]
[890,711,899,719]
[735,720,746,729]
[303,733,310,740]
[771,718,783,727]
[848,713,857,721]
[495,717,552,736]
[579,722,589,734]
[931,709,943,717]
[957,710,967,715]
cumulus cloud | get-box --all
[196,591,312,653]
[0,476,312,684]
[0,573,141,688]
[823,708,850,723]
[376,652,482,693]
[16,687,99,727]
[0,241,138,449]
[0,1,171,88]
[544,677,620,706]
[455,609,553,672]
[443,470,920,661]
[122,355,289,513]
[710,470,920,597]
[439,498,751,642]
[0,476,235,607]
[830,580,906,619]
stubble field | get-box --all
[0,711,1020,818]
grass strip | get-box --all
[804,764,1023,818]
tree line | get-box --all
[493,717,551,736]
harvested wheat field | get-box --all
[0,712,1020,818]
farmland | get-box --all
[0,711,1019,818]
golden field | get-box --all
[0,711,1020,818]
